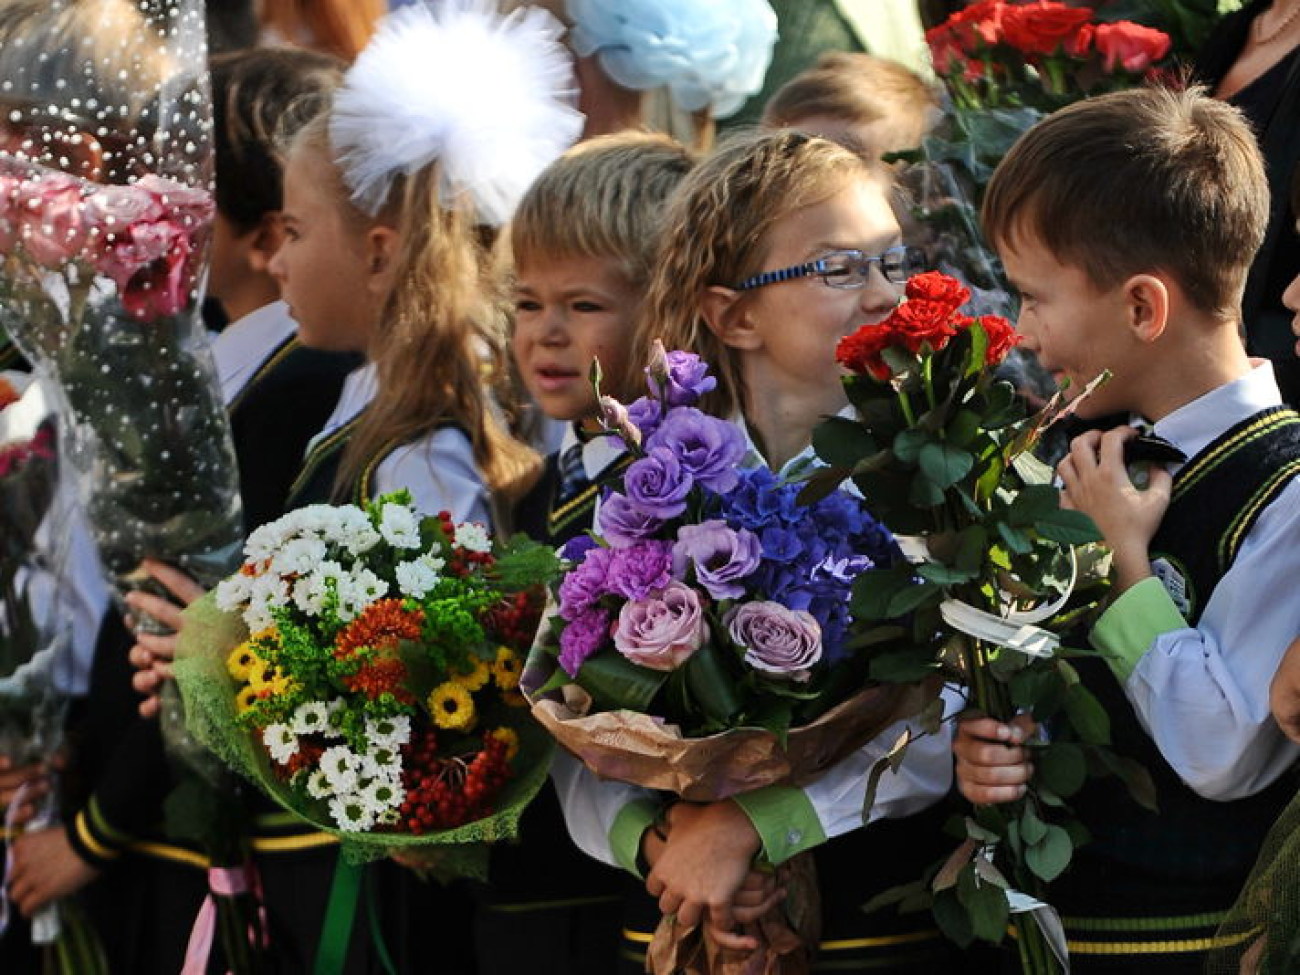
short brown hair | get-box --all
[981,85,1269,320]
[508,132,697,291]
[762,53,940,158]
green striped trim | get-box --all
[547,454,631,538]
[356,435,407,506]
[286,412,366,505]
[1220,457,1300,567]
[1061,910,1226,933]
[226,335,299,415]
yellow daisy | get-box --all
[451,656,491,692]
[428,682,477,731]
[226,641,261,682]
[235,685,260,714]
[492,647,521,692]
[487,727,520,762]
[247,658,274,692]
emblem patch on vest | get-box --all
[1149,557,1192,618]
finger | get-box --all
[132,669,162,696]
[1069,428,1103,455]
[657,890,683,919]
[135,632,179,662]
[141,559,206,605]
[675,899,704,931]
[645,873,665,899]
[960,781,1029,805]
[957,716,1024,744]
[128,644,154,670]
[731,887,786,924]
[955,756,1034,786]
[153,661,174,681]
[138,695,162,720]
[1145,466,1174,496]
[708,921,760,953]
[1097,426,1134,475]
[123,591,185,632]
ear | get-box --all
[700,285,762,352]
[363,224,402,296]
[246,213,286,274]
[1123,273,1169,344]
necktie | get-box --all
[556,442,588,503]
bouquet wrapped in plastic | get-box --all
[174,491,557,875]
[0,0,243,607]
[524,346,934,972]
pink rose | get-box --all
[1093,21,1170,74]
[0,175,21,252]
[15,171,89,266]
[726,602,822,682]
[613,581,706,671]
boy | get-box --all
[954,86,1300,972]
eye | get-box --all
[572,300,605,313]
[513,298,542,313]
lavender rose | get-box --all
[607,540,676,600]
[614,581,706,671]
[623,447,693,519]
[726,602,822,681]
[672,520,761,600]
[597,492,665,549]
[645,407,746,493]
[559,607,613,677]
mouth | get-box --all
[532,366,582,392]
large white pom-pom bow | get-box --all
[566,0,779,118]
[330,0,583,224]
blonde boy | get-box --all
[955,86,1300,971]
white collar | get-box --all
[730,405,855,476]
[209,301,298,406]
[558,422,627,481]
[308,362,376,450]
[1152,362,1282,462]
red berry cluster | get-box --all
[436,510,497,578]
[274,740,323,780]
[485,589,543,648]
[397,730,511,833]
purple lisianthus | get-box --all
[558,545,615,618]
[597,492,665,548]
[627,396,663,440]
[623,447,693,519]
[607,540,675,600]
[645,407,746,493]
[613,581,706,671]
[726,602,822,682]
[560,534,599,563]
[559,608,613,677]
[660,350,717,407]
[673,520,761,600]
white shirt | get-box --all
[310,363,491,526]
[210,300,298,404]
[1122,362,1300,799]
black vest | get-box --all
[511,449,632,548]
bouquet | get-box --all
[525,346,934,973]
[812,271,1151,973]
[174,491,557,874]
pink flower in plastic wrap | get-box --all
[0,175,22,252]
[613,581,705,671]
[15,171,89,266]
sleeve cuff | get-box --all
[1090,576,1189,682]
[730,786,826,866]
[609,798,661,878]
[65,798,135,868]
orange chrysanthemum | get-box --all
[334,599,425,658]
[343,657,415,704]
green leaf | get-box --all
[893,427,932,465]
[576,651,669,712]
[1034,508,1104,545]
[1064,684,1111,745]
[919,442,975,489]
[954,525,989,573]
[1025,824,1073,883]
[909,471,947,508]
[1007,484,1060,525]
[1019,806,1048,845]
[1095,750,1159,813]
[916,561,979,585]
[1036,741,1087,797]
[887,580,944,617]
[813,416,880,468]
[862,878,930,916]
[932,888,976,949]
[684,642,742,724]
[868,647,941,683]
[862,730,912,821]
[996,521,1032,555]
[947,409,983,447]
[965,322,989,377]
[957,862,1011,943]
[850,566,916,621]
[1011,451,1056,485]
[1009,667,1067,719]
[797,465,851,506]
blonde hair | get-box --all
[632,128,882,418]
[260,0,385,62]
[982,85,1268,320]
[509,132,696,296]
[293,115,538,509]
[762,53,941,159]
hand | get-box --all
[645,800,776,952]
[0,759,52,828]
[1270,637,1300,744]
[953,714,1037,805]
[124,559,206,719]
[1057,427,1171,594]
[8,827,99,917]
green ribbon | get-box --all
[313,857,398,975]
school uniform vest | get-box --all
[512,449,633,548]
[1059,406,1300,964]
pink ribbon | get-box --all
[181,863,268,975]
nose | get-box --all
[857,266,901,322]
[267,243,286,284]
[1283,271,1300,334]
[537,306,569,345]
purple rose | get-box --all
[726,602,822,682]
[645,408,746,493]
[660,350,718,407]
[624,447,694,519]
[613,582,706,671]
[558,545,615,618]
[596,492,665,549]
[608,541,676,600]
[672,520,761,600]
[628,396,663,439]
[559,608,613,677]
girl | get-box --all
[560,129,967,974]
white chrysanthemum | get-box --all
[330,508,382,555]
[293,505,336,537]
[305,768,335,799]
[360,744,404,783]
[358,776,405,815]
[378,502,422,550]
[263,723,299,765]
[214,573,252,612]
[454,522,491,554]
[244,604,276,633]
[377,806,401,826]
[291,701,332,736]
[323,699,348,737]
[272,536,329,577]
[328,794,377,831]
[248,572,291,619]
[319,745,361,793]
[244,518,293,563]
[394,557,440,598]
[365,714,411,749]
[336,568,389,621]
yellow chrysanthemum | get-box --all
[487,727,520,762]
[492,647,521,691]
[226,642,262,682]
[451,656,491,692]
[235,685,260,714]
[428,682,476,731]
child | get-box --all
[558,129,965,974]
[953,86,1300,972]
[761,52,941,163]
[493,131,697,975]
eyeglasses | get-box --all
[734,245,926,291]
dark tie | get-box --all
[1125,432,1186,466]
[556,442,588,503]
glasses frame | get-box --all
[733,245,925,292]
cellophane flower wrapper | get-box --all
[0,0,243,613]
[173,492,557,876]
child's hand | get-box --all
[124,559,206,718]
[953,715,1037,805]
[0,758,52,827]
[1270,637,1300,744]
[8,827,99,917]
[1057,427,1172,594]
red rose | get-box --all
[893,300,963,354]
[1001,1,1094,57]
[926,24,966,75]
[978,314,1021,365]
[1064,21,1094,58]
[836,322,895,381]
[946,0,1008,49]
[1093,21,1170,74]
[905,271,971,317]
